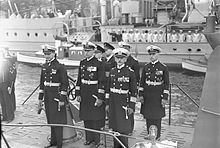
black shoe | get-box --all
[44,143,56,148]
[84,141,92,145]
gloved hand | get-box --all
[137,96,144,104]
[162,93,168,100]
[127,108,134,115]
[95,99,103,107]
[76,96,81,102]
[105,105,109,113]
[38,100,44,114]
[59,94,67,104]
[161,99,168,108]
[58,101,65,107]
[8,87,12,94]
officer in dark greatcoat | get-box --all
[139,45,169,140]
[118,41,140,134]
[0,48,16,123]
[105,48,137,148]
[38,44,69,148]
[75,41,105,147]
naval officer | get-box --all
[139,45,169,140]
[38,44,69,148]
[75,41,106,147]
[105,48,137,147]
[118,41,140,134]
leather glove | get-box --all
[95,99,103,107]
[76,96,81,102]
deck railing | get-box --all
[168,83,200,125]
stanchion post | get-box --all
[169,83,172,125]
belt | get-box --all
[81,79,98,85]
[145,80,163,86]
[44,81,60,87]
[110,88,129,94]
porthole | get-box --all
[14,32,17,36]
[44,33,47,36]
[27,33,30,36]
[173,48,177,51]
[197,48,201,52]
[6,32,9,36]
[35,33,38,37]
[188,48,192,52]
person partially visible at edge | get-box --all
[101,42,116,123]
[138,45,170,140]
[94,44,105,61]
[105,47,137,148]
[3,48,17,112]
[0,48,17,123]
[94,44,107,130]
[38,44,69,148]
[118,41,140,135]
[75,41,106,148]
[103,42,117,80]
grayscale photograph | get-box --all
[0,0,220,148]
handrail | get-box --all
[3,123,126,148]
[168,83,200,125]
[201,107,220,116]
[2,123,176,148]
[171,83,199,108]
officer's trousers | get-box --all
[146,118,162,139]
[84,120,102,144]
[0,82,14,121]
[50,126,63,148]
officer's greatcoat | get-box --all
[0,57,16,121]
[39,59,68,124]
[75,56,105,121]
[106,65,137,134]
[139,61,169,119]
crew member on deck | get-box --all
[139,45,169,140]
[103,42,116,79]
[0,48,17,123]
[105,48,137,147]
[38,44,69,148]
[118,41,140,134]
[75,41,106,148]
